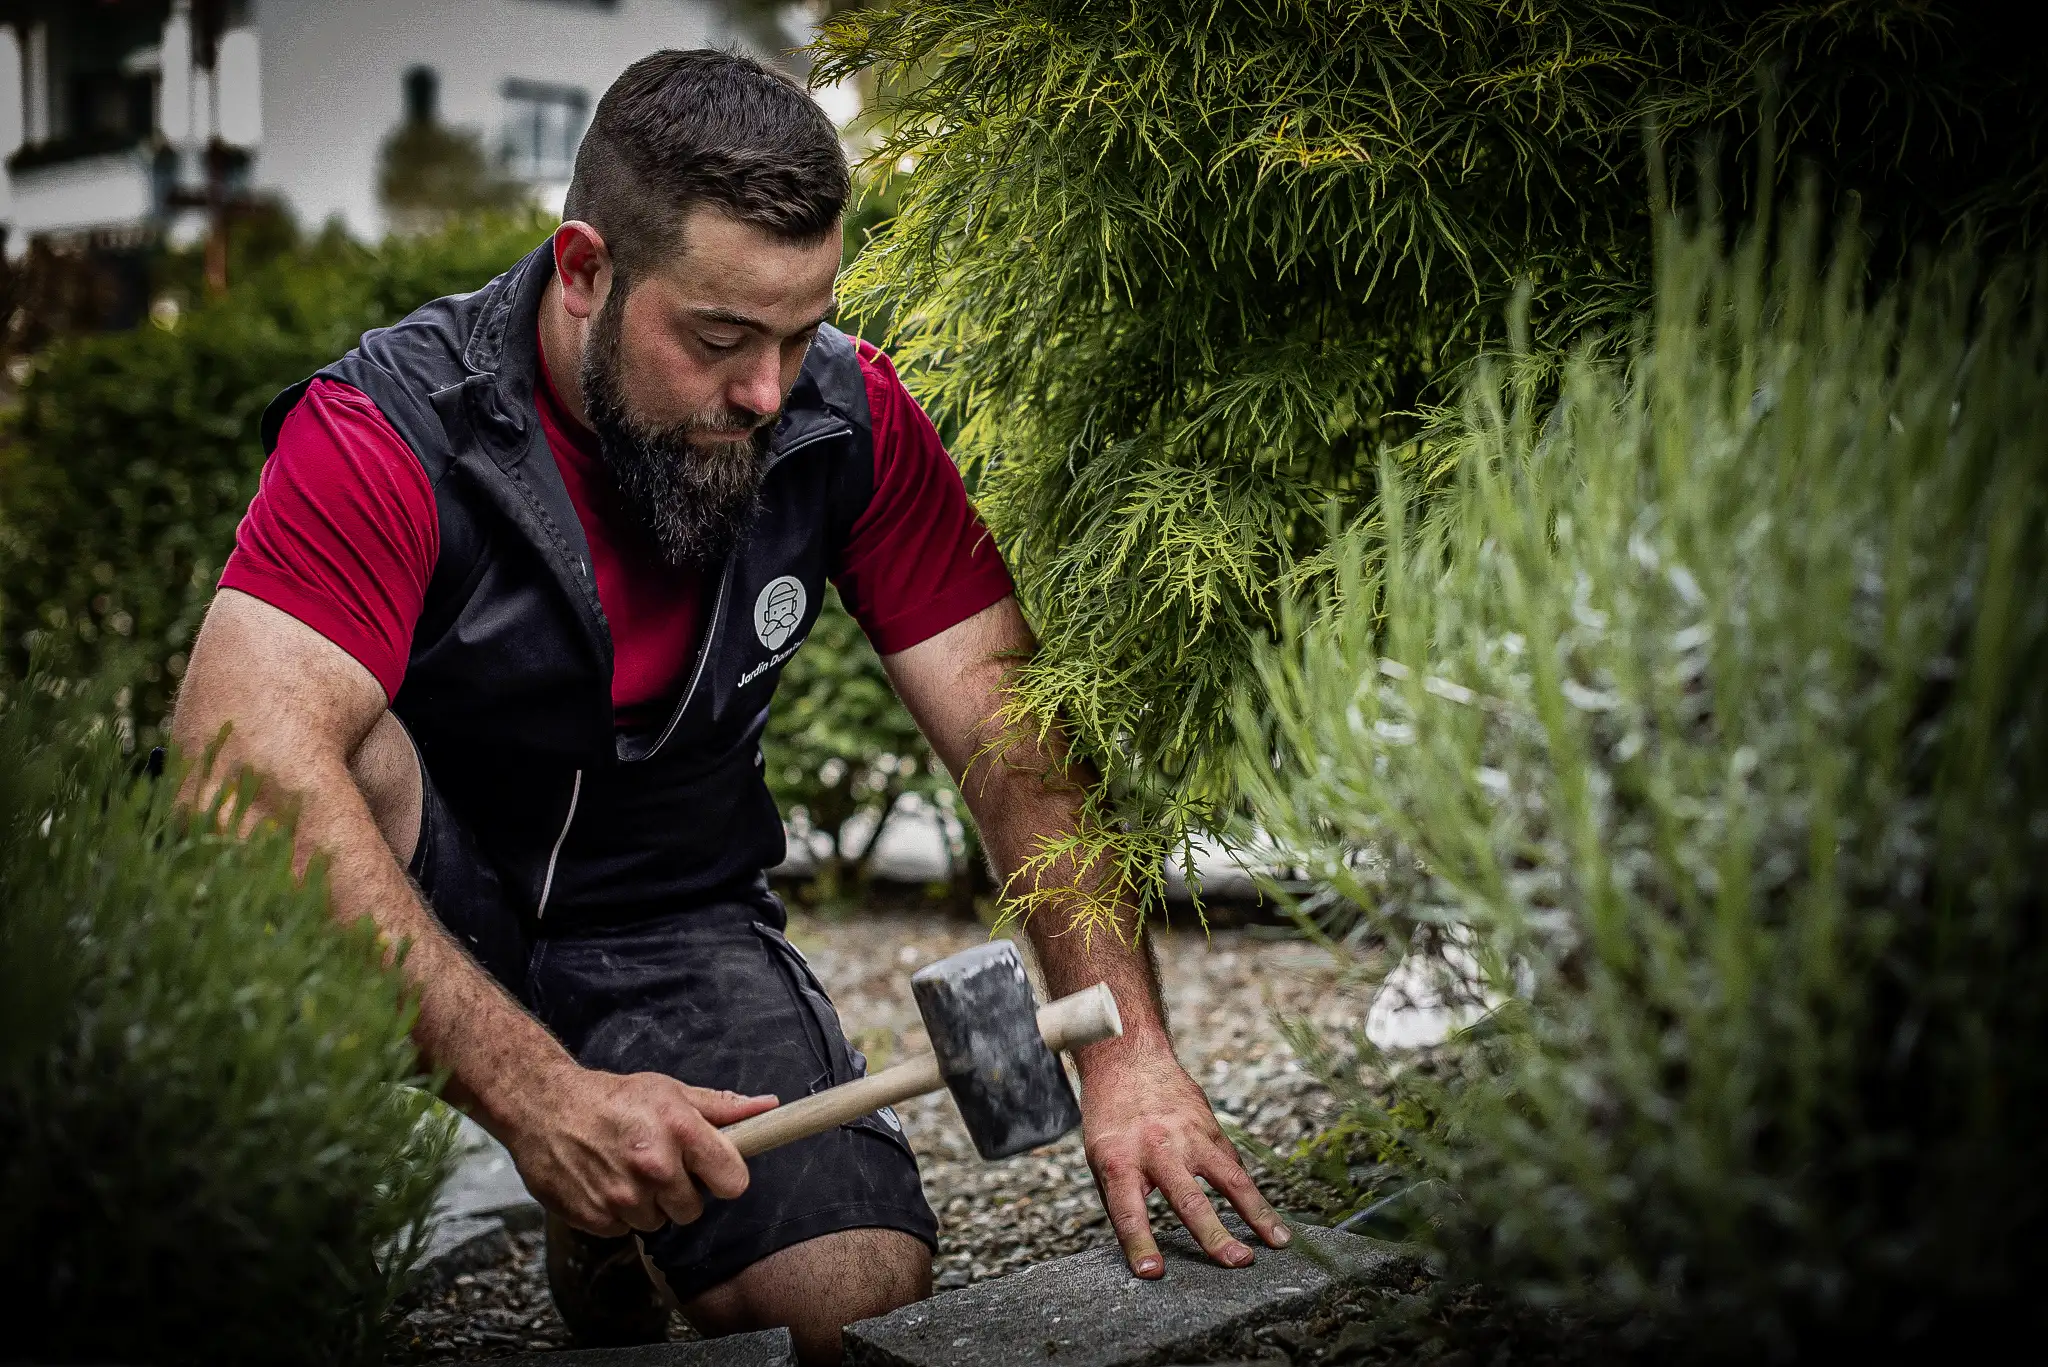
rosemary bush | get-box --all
[1237,200,2048,1345]
[0,677,451,1364]
[817,0,2046,925]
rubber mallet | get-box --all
[720,941,1122,1160]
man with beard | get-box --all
[170,49,1286,1365]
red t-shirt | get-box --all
[221,337,1012,728]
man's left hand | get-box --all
[1079,1042,1291,1278]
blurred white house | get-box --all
[0,0,775,262]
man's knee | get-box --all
[346,710,422,866]
[678,1227,931,1365]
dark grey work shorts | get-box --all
[407,762,939,1298]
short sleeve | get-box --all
[217,378,439,700]
[833,343,1014,654]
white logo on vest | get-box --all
[753,575,807,651]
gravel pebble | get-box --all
[386,908,1366,1360]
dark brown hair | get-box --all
[564,49,848,281]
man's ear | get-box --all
[553,221,613,321]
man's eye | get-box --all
[699,335,743,353]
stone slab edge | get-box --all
[410,1213,515,1297]
[410,1116,545,1292]
[843,1219,1410,1367]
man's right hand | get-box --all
[169,592,781,1239]
[496,1065,781,1236]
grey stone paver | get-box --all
[491,1328,795,1365]
[437,1113,544,1229]
[414,1114,545,1290]
[842,1219,1401,1367]
[416,1212,514,1286]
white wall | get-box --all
[8,151,155,239]
[251,0,729,242]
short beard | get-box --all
[580,289,774,570]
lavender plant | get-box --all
[0,676,452,1364]
[1237,197,2048,1345]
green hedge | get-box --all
[0,673,452,1364]
[766,585,980,908]
[0,215,554,747]
[1238,199,2048,1347]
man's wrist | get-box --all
[1073,1018,1178,1081]
[459,1032,581,1143]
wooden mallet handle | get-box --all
[720,982,1123,1159]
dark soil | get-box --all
[1175,1274,1661,1367]
[385,1228,702,1362]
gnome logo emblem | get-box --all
[754,575,806,651]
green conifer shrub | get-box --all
[1235,199,2048,1347]
[0,215,553,747]
[0,674,451,1364]
[816,0,2046,925]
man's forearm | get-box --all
[187,735,572,1130]
[964,762,1174,1073]
[305,774,573,1127]
[1024,900,1172,1077]
[885,597,1287,1270]
[878,596,1178,1072]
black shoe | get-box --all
[544,1211,672,1347]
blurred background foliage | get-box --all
[766,584,989,914]
[0,211,554,749]
[815,0,2048,928]
[0,669,452,1364]
[1236,195,2048,1351]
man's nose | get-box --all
[727,349,784,422]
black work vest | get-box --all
[260,241,875,927]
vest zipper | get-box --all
[534,768,582,919]
[642,557,733,758]
[635,421,849,761]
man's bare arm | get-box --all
[171,588,773,1234]
[881,596,1289,1276]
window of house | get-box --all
[501,80,588,183]
[67,71,154,146]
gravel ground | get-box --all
[386,906,1368,1361]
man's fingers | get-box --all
[1100,1166,1164,1278]
[609,1182,668,1234]
[1160,1171,1253,1268]
[621,1129,707,1227]
[653,1174,706,1228]
[1200,1145,1291,1248]
[566,1204,631,1239]
[670,1108,752,1201]
[679,1083,781,1128]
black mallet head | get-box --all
[911,941,1089,1160]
